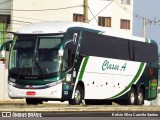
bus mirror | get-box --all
[0,50,6,62]
[58,49,64,56]
[73,33,78,44]
[0,40,12,61]
[0,40,12,51]
[1,50,5,58]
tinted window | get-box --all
[134,42,158,63]
[80,31,158,63]
[80,31,130,60]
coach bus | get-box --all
[0,21,158,105]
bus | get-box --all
[0,21,158,105]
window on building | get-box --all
[121,0,131,5]
[73,14,84,22]
[120,19,130,29]
[98,17,111,27]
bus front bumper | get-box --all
[8,83,62,99]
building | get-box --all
[0,0,11,47]
[11,0,133,35]
[0,0,11,101]
[1,0,134,101]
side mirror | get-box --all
[73,33,78,44]
[1,50,5,58]
[0,40,12,61]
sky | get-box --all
[133,0,160,43]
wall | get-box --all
[11,0,133,35]
[0,62,9,101]
[0,0,11,15]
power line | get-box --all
[0,5,83,12]
[88,0,114,22]
[12,19,32,24]
[114,0,144,20]
[114,0,160,26]
[13,16,48,22]
[88,6,99,24]
[114,0,160,38]
[0,4,83,26]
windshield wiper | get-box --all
[31,49,45,79]
[17,55,32,78]
[32,59,45,78]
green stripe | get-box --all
[109,62,145,99]
[78,56,89,81]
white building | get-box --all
[1,0,134,101]
[11,0,133,35]
[0,0,11,46]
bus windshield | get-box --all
[9,34,64,79]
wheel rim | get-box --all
[130,92,135,104]
[75,89,81,104]
[138,92,143,104]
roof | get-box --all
[16,21,148,43]
[16,21,82,34]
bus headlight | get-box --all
[46,79,64,87]
[9,78,16,82]
[8,81,17,87]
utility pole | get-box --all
[142,17,146,38]
[84,0,88,23]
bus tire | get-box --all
[69,85,83,105]
[128,87,137,105]
[85,100,97,105]
[137,88,144,105]
[85,100,112,105]
[26,98,42,105]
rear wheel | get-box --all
[137,88,144,105]
[128,87,137,105]
[69,85,83,105]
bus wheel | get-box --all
[128,87,137,105]
[137,88,144,105]
[85,100,96,105]
[69,85,83,105]
[26,98,41,105]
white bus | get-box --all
[1,21,158,105]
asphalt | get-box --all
[0,101,160,112]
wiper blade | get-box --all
[17,56,32,78]
[33,60,45,78]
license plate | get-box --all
[26,91,36,96]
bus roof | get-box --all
[16,21,149,43]
[16,21,81,34]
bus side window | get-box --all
[128,41,134,61]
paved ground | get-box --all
[0,102,160,112]
[1,101,160,119]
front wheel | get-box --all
[69,85,83,105]
[26,98,42,105]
